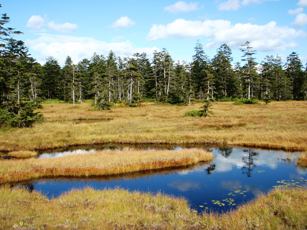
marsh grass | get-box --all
[297,153,307,167]
[0,148,213,183]
[0,101,306,151]
[7,151,38,159]
[0,187,305,229]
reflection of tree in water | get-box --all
[206,164,216,174]
[218,147,233,158]
[10,183,34,192]
[241,149,258,177]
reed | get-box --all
[0,148,213,183]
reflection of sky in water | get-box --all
[16,147,307,214]
[39,149,96,158]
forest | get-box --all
[1,5,307,127]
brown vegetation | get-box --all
[297,153,307,167]
[0,187,305,229]
[0,148,213,183]
[7,151,38,159]
[0,101,306,152]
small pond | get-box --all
[13,147,307,213]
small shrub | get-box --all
[234,98,258,105]
[167,92,186,105]
[185,110,203,117]
[198,100,213,117]
[95,97,111,110]
[185,100,213,117]
[128,94,142,107]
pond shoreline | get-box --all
[1,140,304,156]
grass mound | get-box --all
[0,187,305,229]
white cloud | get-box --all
[219,0,241,11]
[294,13,307,26]
[219,0,262,11]
[26,15,45,30]
[241,0,261,5]
[27,34,158,65]
[47,21,78,33]
[148,19,304,51]
[288,7,304,15]
[164,1,199,13]
[298,0,307,7]
[112,16,135,28]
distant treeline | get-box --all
[1,6,307,111]
[2,41,307,107]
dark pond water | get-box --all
[15,147,307,213]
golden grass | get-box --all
[0,101,307,151]
[0,187,305,229]
[297,153,307,167]
[0,148,213,183]
[7,151,38,159]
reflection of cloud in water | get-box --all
[213,149,300,173]
[177,164,209,176]
[169,181,200,192]
[39,149,96,159]
[221,180,263,197]
[296,168,307,175]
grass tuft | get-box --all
[7,151,38,159]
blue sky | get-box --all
[2,0,307,65]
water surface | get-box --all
[16,147,307,213]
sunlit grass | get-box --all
[0,148,213,183]
[297,152,307,167]
[7,151,38,159]
[0,187,305,229]
[0,101,306,152]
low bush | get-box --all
[234,98,258,105]
[185,109,203,117]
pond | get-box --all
[14,147,307,213]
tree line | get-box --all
[7,41,306,106]
[1,5,307,126]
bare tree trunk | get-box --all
[118,78,121,101]
[128,77,134,103]
[166,64,171,97]
[17,78,20,105]
[79,81,82,103]
[72,66,75,104]
[163,67,167,95]
[248,79,251,99]
[108,79,111,103]
[155,72,158,101]
[30,77,35,101]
